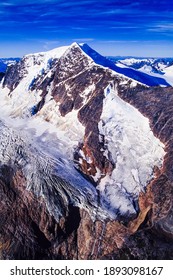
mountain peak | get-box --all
[24,45,70,60]
[77,43,170,86]
[0,39,172,260]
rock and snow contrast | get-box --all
[0,57,20,72]
[97,87,164,217]
[0,57,20,82]
[109,56,173,86]
[0,42,173,260]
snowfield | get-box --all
[113,57,173,86]
[97,85,165,217]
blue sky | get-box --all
[0,0,173,57]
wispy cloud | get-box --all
[71,27,90,30]
[43,40,60,50]
[1,2,14,6]
[148,23,173,32]
[110,26,139,29]
[100,40,139,43]
[72,38,94,42]
[0,0,172,57]
[99,8,141,16]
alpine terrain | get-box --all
[0,58,20,82]
[0,42,173,259]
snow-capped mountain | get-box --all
[109,56,173,86]
[0,57,20,73]
[0,42,165,216]
[0,57,20,82]
[0,43,173,260]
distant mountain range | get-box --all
[0,58,20,81]
[0,58,20,71]
[1,54,173,86]
[0,43,173,260]
[108,56,173,86]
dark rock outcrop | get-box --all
[0,72,4,82]
[117,86,173,250]
[2,62,26,92]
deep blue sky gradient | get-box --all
[0,0,173,57]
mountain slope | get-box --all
[79,44,170,86]
[0,58,20,82]
[0,42,165,217]
[0,43,173,260]
[109,56,173,86]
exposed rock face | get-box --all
[117,86,173,251]
[2,61,26,92]
[0,58,20,84]
[0,166,53,259]
[0,43,173,259]
[1,165,173,260]
[0,72,4,82]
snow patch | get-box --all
[25,45,69,60]
[36,99,85,158]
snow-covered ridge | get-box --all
[1,42,170,100]
[25,45,69,61]
[109,56,173,86]
[78,44,170,86]
[18,45,71,76]
[0,45,75,116]
[0,57,20,73]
